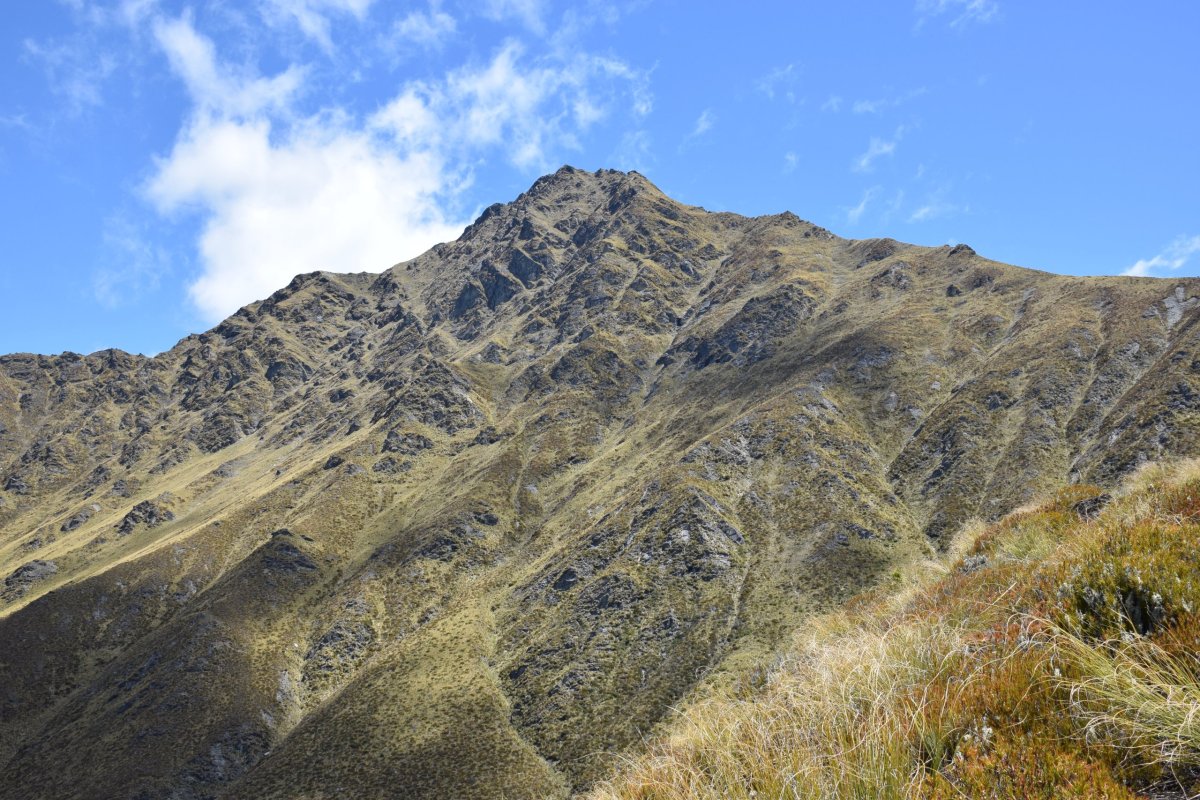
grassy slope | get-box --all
[592,458,1200,799]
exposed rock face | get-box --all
[381,429,433,455]
[60,504,98,532]
[1,166,1200,799]
[115,499,175,535]
[2,560,56,601]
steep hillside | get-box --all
[1,166,1199,798]
[593,459,1200,800]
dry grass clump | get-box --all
[1053,630,1200,767]
[593,614,968,800]
[592,460,1200,800]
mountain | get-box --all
[1,166,1199,799]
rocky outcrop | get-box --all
[2,559,56,601]
[115,499,174,535]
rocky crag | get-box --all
[1,166,1199,798]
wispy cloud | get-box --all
[483,0,547,34]
[17,0,159,117]
[677,107,715,152]
[883,188,906,223]
[907,188,968,222]
[153,14,306,117]
[783,151,798,173]
[93,214,171,308]
[23,36,117,113]
[757,63,800,103]
[262,0,374,51]
[915,0,1000,29]
[0,113,33,132]
[853,136,897,173]
[820,95,842,113]
[612,129,652,172]
[845,186,881,224]
[1122,235,1200,277]
[852,87,927,114]
[391,3,456,48]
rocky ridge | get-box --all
[1,166,1199,798]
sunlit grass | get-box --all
[592,459,1200,800]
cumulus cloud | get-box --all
[145,15,649,322]
[147,117,463,320]
[1123,235,1200,278]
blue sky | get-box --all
[1,1,1198,356]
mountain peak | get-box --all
[3,167,1200,798]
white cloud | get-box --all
[484,0,547,34]
[153,15,305,117]
[117,0,159,27]
[147,116,465,321]
[915,0,999,28]
[145,19,649,322]
[845,186,880,224]
[1123,235,1200,277]
[601,58,652,116]
[908,203,939,222]
[369,89,438,148]
[907,187,967,222]
[757,64,799,103]
[263,0,374,50]
[853,137,897,172]
[783,151,798,173]
[821,95,842,113]
[692,108,715,137]
[391,4,456,48]
[443,41,560,160]
[373,40,646,169]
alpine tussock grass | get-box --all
[593,459,1200,799]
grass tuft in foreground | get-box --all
[590,459,1200,800]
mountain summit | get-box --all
[2,166,1199,798]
